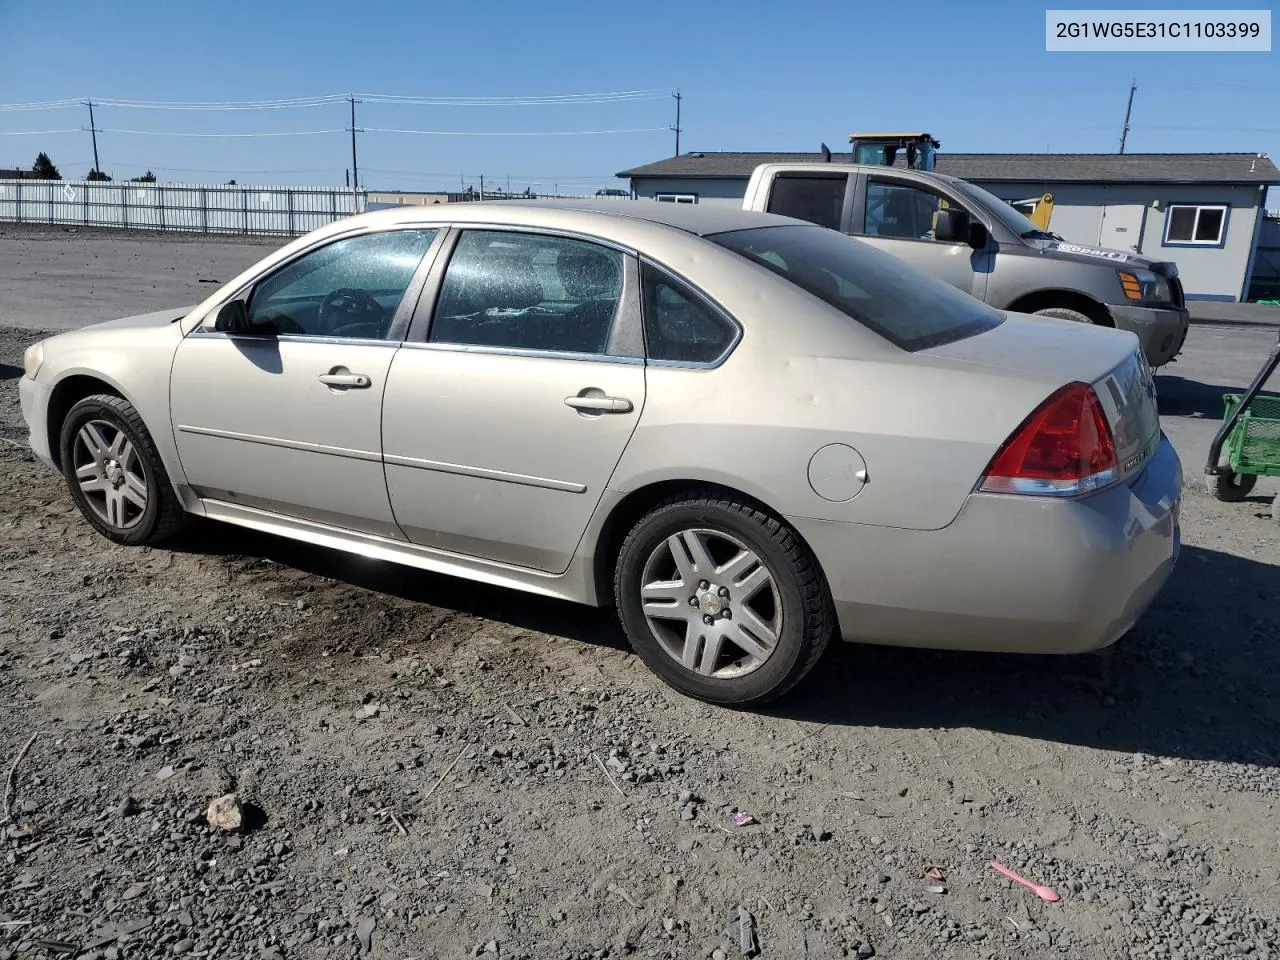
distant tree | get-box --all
[32,152,60,179]
[129,170,157,182]
[226,179,237,185]
[86,169,112,181]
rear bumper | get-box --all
[790,435,1182,654]
[1109,303,1189,367]
[18,376,57,471]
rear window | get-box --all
[708,224,1003,351]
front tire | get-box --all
[59,394,187,546]
[614,492,833,706]
[1033,306,1096,325]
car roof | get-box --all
[358,198,802,237]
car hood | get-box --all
[86,305,195,331]
[1031,240,1178,276]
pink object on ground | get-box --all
[989,860,1061,902]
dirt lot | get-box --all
[1,228,1278,960]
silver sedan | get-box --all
[18,201,1182,704]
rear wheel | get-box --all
[59,394,187,545]
[1033,306,1096,325]
[614,492,833,706]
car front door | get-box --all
[381,228,646,573]
[854,176,991,301]
[169,227,442,537]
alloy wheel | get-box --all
[72,419,149,530]
[638,528,783,679]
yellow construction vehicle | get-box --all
[848,132,940,171]
[1010,193,1056,231]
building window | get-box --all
[1163,204,1228,246]
[655,193,697,204]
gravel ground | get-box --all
[0,233,1278,960]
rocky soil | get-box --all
[1,323,1278,960]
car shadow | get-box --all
[1157,374,1236,418]
[174,521,625,651]
[178,524,1278,768]
[0,363,21,382]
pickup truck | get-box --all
[741,162,1190,366]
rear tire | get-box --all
[1033,306,1096,325]
[613,492,833,706]
[1208,469,1257,502]
[59,394,187,546]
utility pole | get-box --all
[670,89,683,157]
[347,95,362,212]
[480,174,485,200]
[84,99,101,177]
[1119,79,1136,155]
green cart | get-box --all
[1204,330,1280,520]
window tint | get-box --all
[863,182,957,242]
[641,265,737,364]
[766,175,847,230]
[430,231,624,355]
[247,229,437,339]
[709,224,1002,352]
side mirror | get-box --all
[212,299,249,333]
[967,221,990,250]
[933,207,971,243]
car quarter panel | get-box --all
[789,434,1182,652]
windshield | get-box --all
[708,224,1003,352]
[940,175,1058,240]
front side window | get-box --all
[1164,204,1227,245]
[247,229,437,339]
[863,182,960,242]
[640,264,738,364]
[430,231,624,355]
[709,224,1002,352]
[766,174,847,230]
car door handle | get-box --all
[564,394,633,414]
[318,373,372,388]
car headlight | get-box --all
[1118,269,1171,304]
[22,341,44,379]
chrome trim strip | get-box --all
[176,424,382,463]
[396,340,644,365]
[383,453,586,493]
[185,331,402,348]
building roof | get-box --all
[618,151,1280,185]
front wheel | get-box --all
[59,394,187,546]
[613,492,833,706]
[1033,306,1096,325]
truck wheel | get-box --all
[1208,470,1256,502]
[1033,307,1095,325]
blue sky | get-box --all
[1,0,1276,194]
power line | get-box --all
[0,128,81,135]
[362,126,666,136]
[99,128,345,137]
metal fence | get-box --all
[0,179,366,237]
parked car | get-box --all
[18,201,1182,705]
[741,162,1191,368]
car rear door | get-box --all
[759,171,855,232]
[380,227,646,574]
[169,227,443,538]
[851,173,992,301]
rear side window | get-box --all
[765,174,847,230]
[708,224,1002,352]
[641,264,738,364]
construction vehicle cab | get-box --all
[849,132,939,171]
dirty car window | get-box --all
[708,224,1002,351]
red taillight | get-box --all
[980,382,1117,496]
